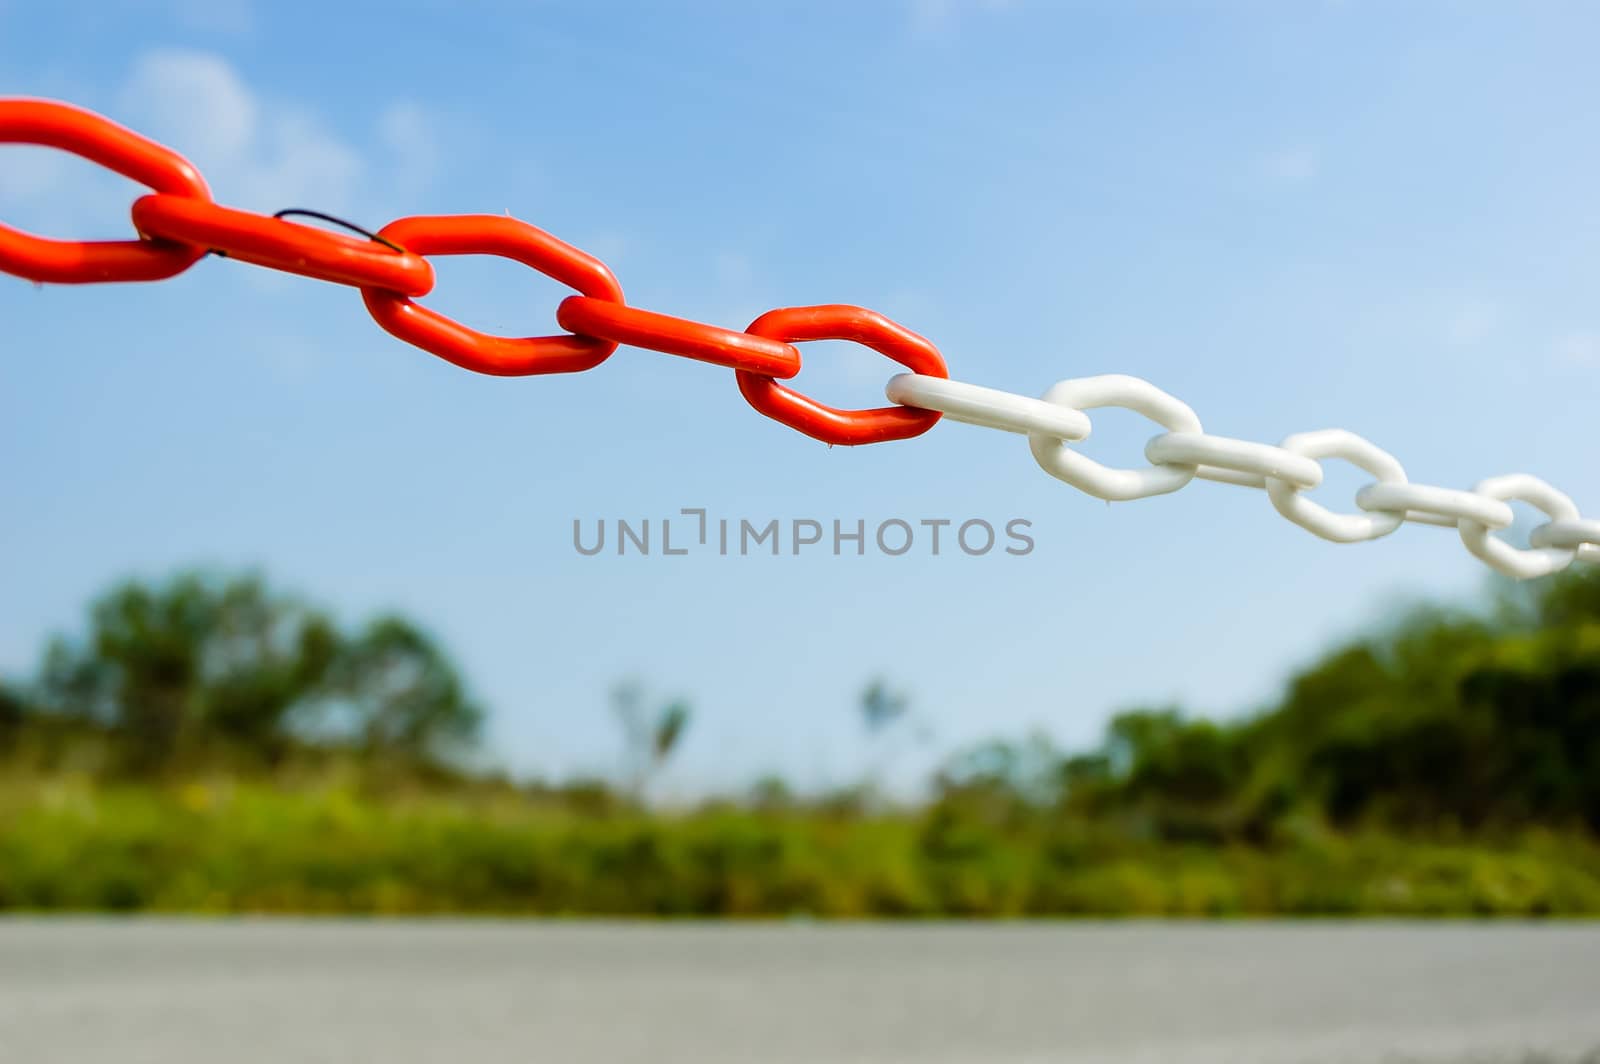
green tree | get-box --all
[329,616,484,763]
[25,574,336,772]
[0,680,23,752]
[13,572,480,775]
[1052,568,1600,837]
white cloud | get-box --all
[0,147,69,205]
[378,101,437,198]
[1446,303,1499,346]
[909,0,1019,37]
[119,49,364,212]
[1555,331,1600,366]
[0,49,434,280]
[0,136,127,239]
[168,0,255,35]
[1263,146,1319,182]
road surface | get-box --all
[1,921,1598,1063]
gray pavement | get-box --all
[1,921,1598,1063]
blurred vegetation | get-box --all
[4,781,1597,915]
[1,568,1599,916]
[2,573,481,779]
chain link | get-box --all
[1266,430,1410,544]
[1457,475,1579,580]
[1529,521,1600,567]
[884,372,1596,579]
[1530,519,1600,553]
[0,99,209,282]
[1029,375,1201,501]
[1355,482,1514,531]
[885,373,1090,441]
[132,194,435,295]
[2,97,1593,580]
[1144,432,1322,491]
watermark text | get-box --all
[573,509,1035,558]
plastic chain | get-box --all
[556,296,800,378]
[132,195,435,296]
[1266,430,1407,544]
[1458,475,1578,580]
[1144,433,1323,491]
[1029,375,1201,501]
[1531,519,1600,552]
[0,99,210,283]
[735,305,948,446]
[3,95,1597,580]
[361,215,624,377]
[1355,482,1514,531]
[884,374,1090,442]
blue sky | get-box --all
[3,1,1598,794]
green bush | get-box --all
[3,780,1600,916]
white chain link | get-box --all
[1529,520,1600,567]
[885,374,1091,441]
[1144,432,1323,491]
[1457,474,1579,579]
[1355,482,1515,530]
[1266,429,1409,544]
[885,372,1595,580]
[1028,375,1201,501]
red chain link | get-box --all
[737,306,947,445]
[0,99,210,284]
[0,98,945,444]
[555,296,802,379]
[361,214,624,377]
[132,195,435,296]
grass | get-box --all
[3,778,1600,916]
